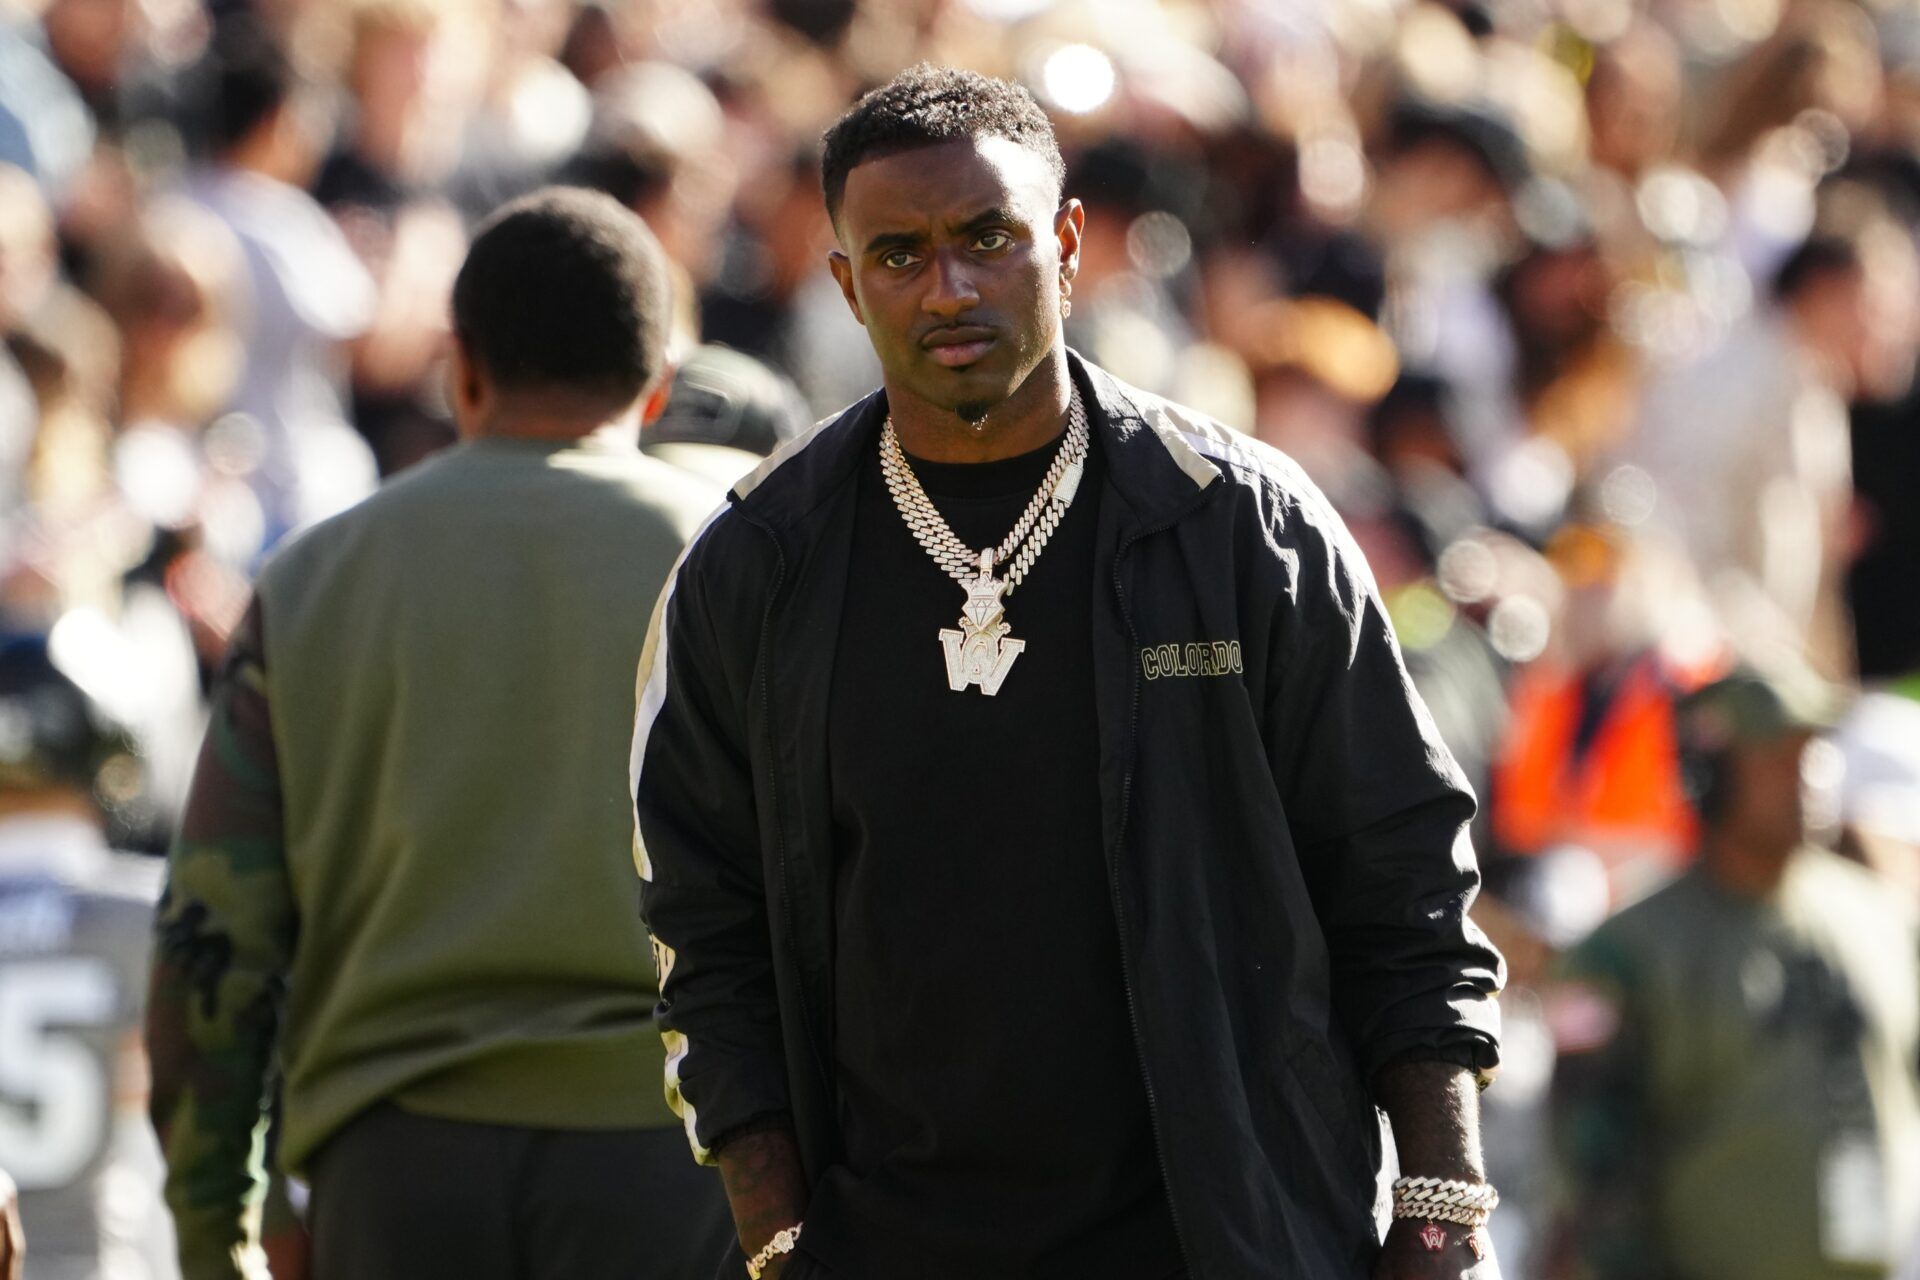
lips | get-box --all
[921,326,997,368]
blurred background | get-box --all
[1,0,1918,1276]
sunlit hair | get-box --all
[820,63,1065,223]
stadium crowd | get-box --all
[1,0,1919,1276]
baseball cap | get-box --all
[1676,662,1848,752]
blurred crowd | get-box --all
[3,0,1920,1275]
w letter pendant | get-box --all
[939,549,1026,695]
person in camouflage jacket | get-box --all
[147,604,306,1278]
[146,188,729,1280]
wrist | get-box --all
[746,1223,802,1279]
[1391,1175,1498,1225]
[1391,1174,1497,1262]
[715,1125,808,1275]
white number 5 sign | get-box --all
[0,957,117,1190]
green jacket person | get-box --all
[1547,665,1920,1280]
[147,189,733,1280]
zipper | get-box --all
[1105,484,1218,1275]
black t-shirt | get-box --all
[1849,391,1920,677]
[803,426,1183,1280]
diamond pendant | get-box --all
[938,549,1026,695]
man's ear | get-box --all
[1055,198,1086,283]
[447,335,488,437]
[640,364,676,427]
[827,250,865,326]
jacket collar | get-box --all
[728,349,1220,533]
[1073,354,1222,525]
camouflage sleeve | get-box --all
[146,599,296,1280]
[1542,933,1668,1280]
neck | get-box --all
[223,146,276,181]
[465,407,642,447]
[887,344,1072,463]
[1784,307,1857,400]
[1700,828,1796,899]
[355,111,416,180]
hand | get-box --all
[262,1225,312,1280]
[1,1165,23,1280]
[1374,1218,1502,1280]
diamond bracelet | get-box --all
[1391,1176,1499,1228]
[746,1224,801,1279]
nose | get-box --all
[921,248,980,321]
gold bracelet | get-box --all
[746,1224,802,1279]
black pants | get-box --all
[309,1103,734,1280]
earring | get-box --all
[1061,277,1073,319]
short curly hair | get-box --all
[821,64,1065,223]
[451,186,671,404]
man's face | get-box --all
[1726,733,1812,853]
[828,136,1080,422]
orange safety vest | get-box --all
[1493,654,1710,876]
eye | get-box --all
[972,230,1013,252]
[880,249,921,270]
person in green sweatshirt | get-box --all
[146,187,732,1280]
[1546,664,1920,1280]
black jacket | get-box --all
[633,354,1504,1279]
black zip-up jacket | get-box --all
[632,354,1504,1279]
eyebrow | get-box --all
[954,206,1024,235]
[861,206,1027,257]
[863,229,925,256]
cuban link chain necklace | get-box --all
[879,388,1090,695]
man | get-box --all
[149,188,733,1280]
[180,19,379,548]
[1631,209,1920,680]
[634,66,1505,1280]
[1491,524,1718,906]
[0,638,177,1279]
[1547,667,1920,1280]
[642,344,812,490]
